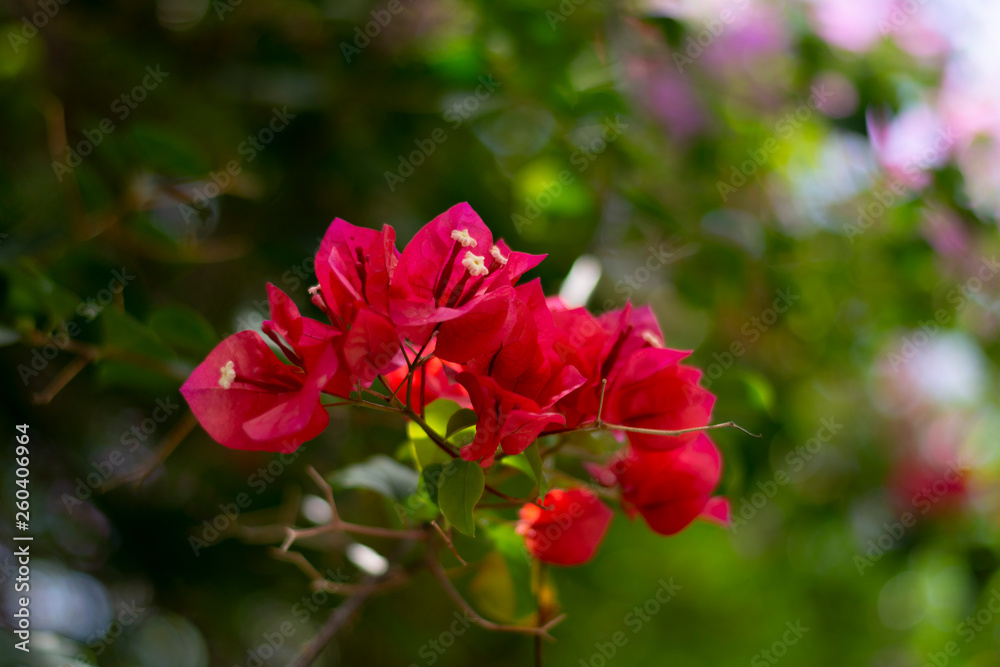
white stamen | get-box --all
[490,246,508,266]
[308,284,321,296]
[641,331,665,349]
[462,251,490,277]
[450,229,477,248]
[219,360,236,389]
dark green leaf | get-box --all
[437,459,485,536]
[148,305,217,356]
[420,463,446,505]
[446,408,478,438]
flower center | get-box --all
[450,229,477,248]
[462,251,490,277]
[490,246,508,266]
[218,360,236,389]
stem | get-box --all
[425,548,565,641]
[287,574,383,667]
[279,467,426,549]
[32,353,94,404]
[545,419,761,439]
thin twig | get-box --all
[431,521,467,566]
[595,378,608,426]
[287,574,383,667]
[279,467,425,550]
[600,420,762,438]
[425,548,566,641]
[32,353,94,404]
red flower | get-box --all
[604,347,715,450]
[180,330,335,453]
[313,218,398,321]
[340,306,402,387]
[388,203,543,341]
[440,281,585,409]
[546,302,666,431]
[609,434,727,535]
[457,372,564,467]
[517,488,613,566]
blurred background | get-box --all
[1,0,1000,664]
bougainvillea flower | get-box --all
[457,372,564,467]
[388,203,543,338]
[598,304,667,363]
[517,488,613,566]
[180,330,334,453]
[609,434,726,535]
[604,347,715,450]
[314,218,399,320]
[544,301,667,431]
[340,306,402,387]
[440,281,586,407]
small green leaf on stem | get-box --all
[438,459,485,536]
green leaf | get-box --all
[437,459,485,536]
[148,305,217,356]
[502,442,547,497]
[330,455,418,503]
[446,408,478,438]
[420,463,446,505]
[523,442,548,498]
[408,400,462,443]
[486,523,536,618]
[97,306,187,390]
[408,400,465,468]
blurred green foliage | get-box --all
[2,0,1000,665]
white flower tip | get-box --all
[308,284,321,296]
[218,360,236,389]
[490,245,508,266]
[642,331,665,349]
[451,228,477,247]
[462,251,490,277]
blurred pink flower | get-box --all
[866,104,953,190]
[808,0,894,53]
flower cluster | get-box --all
[181,203,728,566]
